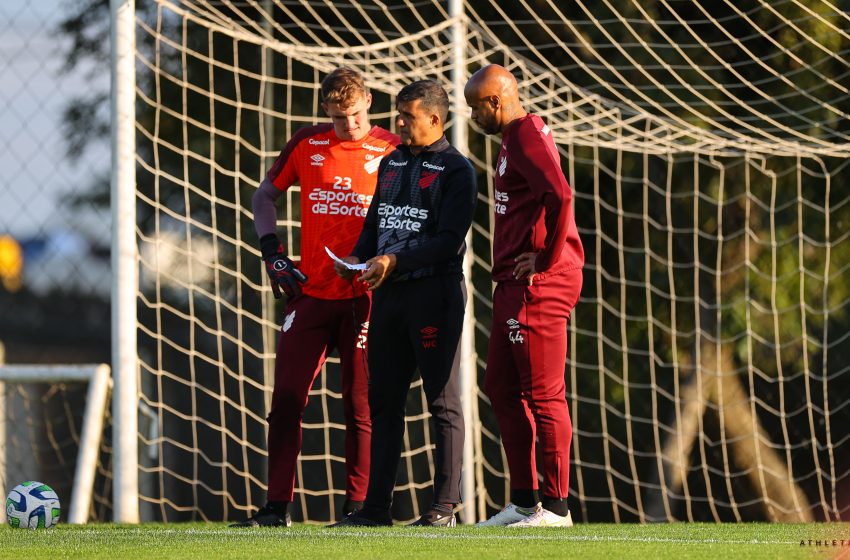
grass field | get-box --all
[1,522,848,559]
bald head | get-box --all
[464,64,526,135]
[466,65,520,102]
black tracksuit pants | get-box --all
[363,273,466,512]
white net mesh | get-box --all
[0,379,113,523]
[134,0,850,522]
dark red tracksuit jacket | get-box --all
[485,113,584,500]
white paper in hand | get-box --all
[325,246,368,270]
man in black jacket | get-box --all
[333,80,477,527]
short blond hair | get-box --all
[321,67,369,108]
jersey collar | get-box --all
[403,135,450,155]
[334,125,378,149]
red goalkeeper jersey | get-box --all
[492,114,584,282]
[267,124,399,300]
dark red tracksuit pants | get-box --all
[266,294,371,503]
[484,268,582,500]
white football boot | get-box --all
[475,503,541,527]
[507,508,573,528]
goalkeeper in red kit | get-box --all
[464,65,584,527]
[230,67,399,527]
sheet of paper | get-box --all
[325,246,368,270]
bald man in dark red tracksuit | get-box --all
[466,65,584,527]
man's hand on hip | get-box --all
[513,252,538,285]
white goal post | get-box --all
[0,364,111,525]
[110,0,139,525]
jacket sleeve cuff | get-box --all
[259,233,283,260]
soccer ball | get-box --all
[5,481,61,529]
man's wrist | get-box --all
[386,252,399,273]
[259,233,283,260]
[532,252,546,272]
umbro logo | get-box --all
[541,124,550,136]
[310,153,325,166]
[507,318,523,344]
[420,326,438,349]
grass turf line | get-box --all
[0,522,846,559]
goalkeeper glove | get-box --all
[260,234,308,299]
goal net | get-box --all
[130,0,849,523]
[0,364,113,524]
